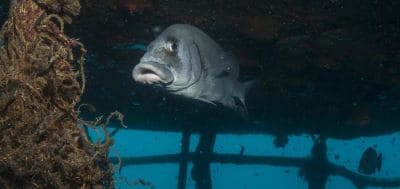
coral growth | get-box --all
[0,0,113,188]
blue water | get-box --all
[89,124,400,189]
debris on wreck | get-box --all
[0,0,113,188]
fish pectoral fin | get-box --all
[195,97,217,106]
[232,96,248,117]
[233,96,246,109]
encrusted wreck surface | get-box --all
[0,0,112,188]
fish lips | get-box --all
[132,61,174,86]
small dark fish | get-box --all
[132,24,254,115]
[358,147,382,175]
[239,145,245,155]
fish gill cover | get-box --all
[0,0,113,188]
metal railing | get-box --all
[110,130,400,189]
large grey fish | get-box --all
[132,24,253,114]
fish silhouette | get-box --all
[358,147,382,175]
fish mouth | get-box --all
[132,61,174,85]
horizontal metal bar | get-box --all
[109,153,307,167]
[110,153,400,188]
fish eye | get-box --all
[165,39,178,53]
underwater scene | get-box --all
[1,0,400,189]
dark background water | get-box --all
[2,1,400,189]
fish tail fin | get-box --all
[377,153,382,172]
